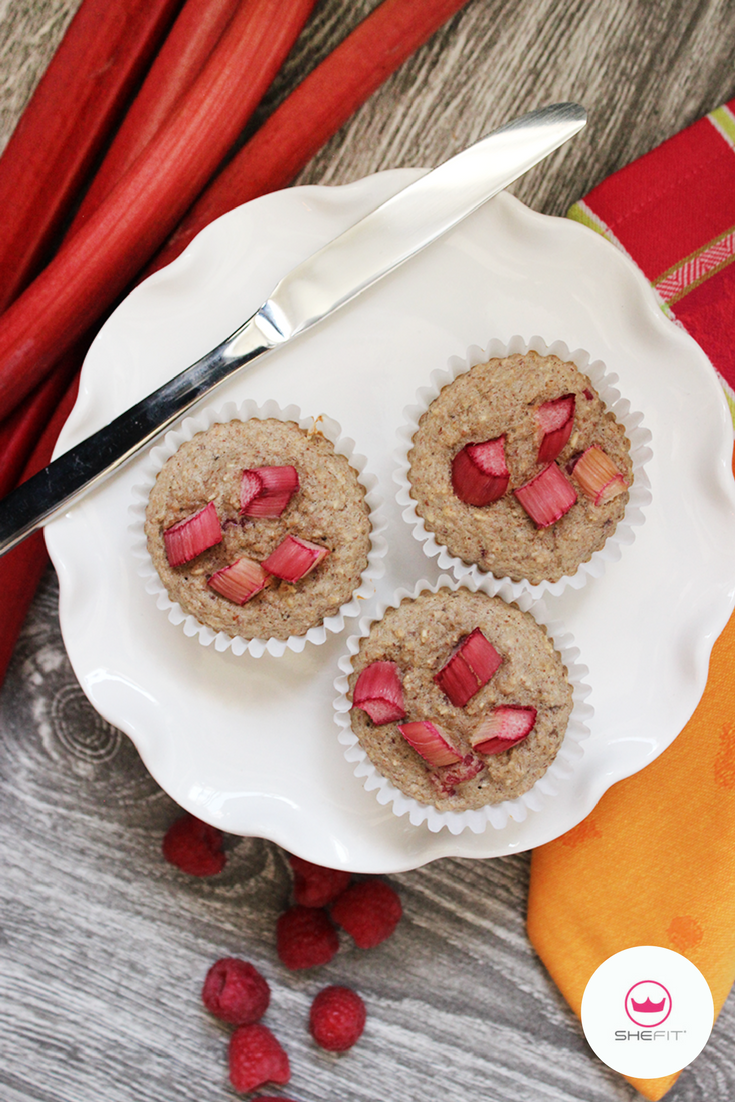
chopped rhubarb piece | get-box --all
[461,628,504,684]
[164,501,222,566]
[352,661,405,725]
[239,470,264,513]
[451,436,509,506]
[208,557,270,604]
[572,445,629,505]
[240,465,299,516]
[397,720,462,766]
[434,628,502,707]
[428,753,484,797]
[514,463,577,527]
[262,536,329,582]
[470,705,537,755]
[536,394,575,464]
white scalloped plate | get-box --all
[45,171,735,872]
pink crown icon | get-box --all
[630,996,666,1013]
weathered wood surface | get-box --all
[2,1,735,1100]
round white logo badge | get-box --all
[581,946,714,1078]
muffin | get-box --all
[144,414,373,642]
[405,345,636,586]
[343,586,574,813]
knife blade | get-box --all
[0,102,585,557]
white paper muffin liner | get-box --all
[333,574,593,835]
[129,398,387,658]
[395,334,653,599]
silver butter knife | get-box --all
[0,102,586,557]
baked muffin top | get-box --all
[348,587,573,811]
[145,418,371,640]
[408,351,633,584]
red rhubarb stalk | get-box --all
[0,0,183,313]
[451,437,509,506]
[0,342,83,499]
[208,556,270,603]
[571,445,629,504]
[240,466,300,517]
[514,464,577,528]
[151,0,474,272]
[536,394,575,465]
[0,0,244,503]
[67,0,242,233]
[0,377,79,688]
[470,705,537,755]
[397,720,463,766]
[262,536,329,582]
[0,0,318,421]
[352,661,405,725]
[164,502,222,566]
[435,628,503,708]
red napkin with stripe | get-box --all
[528,97,735,1099]
[567,99,735,407]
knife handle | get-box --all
[0,312,277,557]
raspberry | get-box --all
[228,1023,290,1094]
[276,905,339,970]
[162,812,226,876]
[330,879,402,949]
[289,855,351,908]
[201,958,270,1025]
[309,985,366,1052]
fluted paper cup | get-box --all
[334,574,593,835]
[395,334,652,600]
[130,398,387,657]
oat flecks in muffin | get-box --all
[407,351,633,584]
[348,588,573,812]
[145,418,371,641]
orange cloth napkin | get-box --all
[527,99,735,1101]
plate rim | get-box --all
[46,171,735,872]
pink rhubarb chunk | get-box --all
[536,394,575,464]
[428,753,485,797]
[514,463,577,527]
[470,705,537,755]
[208,557,270,604]
[397,720,462,766]
[163,501,222,567]
[434,628,502,707]
[352,661,405,725]
[240,465,299,517]
[451,436,510,506]
[262,535,329,582]
[571,445,629,505]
